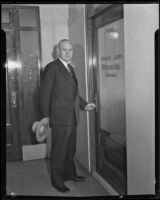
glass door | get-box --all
[92,5,127,194]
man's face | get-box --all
[59,41,73,62]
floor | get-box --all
[6,158,110,197]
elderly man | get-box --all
[40,39,96,193]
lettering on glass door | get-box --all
[98,19,126,145]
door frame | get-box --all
[2,7,23,160]
[85,4,127,194]
[2,5,42,160]
[155,28,160,196]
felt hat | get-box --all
[32,118,50,142]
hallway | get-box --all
[6,158,110,197]
[3,4,159,196]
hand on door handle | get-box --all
[85,103,96,111]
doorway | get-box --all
[86,4,127,194]
[2,6,41,160]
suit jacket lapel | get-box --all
[56,58,77,87]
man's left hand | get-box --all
[85,103,96,111]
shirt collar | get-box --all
[58,57,69,69]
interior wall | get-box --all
[68,4,90,171]
[39,4,69,68]
[124,4,159,195]
[39,4,69,156]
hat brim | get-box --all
[36,118,50,142]
[32,121,39,133]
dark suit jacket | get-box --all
[40,58,87,125]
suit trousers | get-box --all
[50,124,77,187]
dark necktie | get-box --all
[67,63,73,76]
[67,64,77,85]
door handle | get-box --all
[94,93,98,112]
[11,91,17,108]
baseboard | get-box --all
[22,143,47,161]
[92,171,119,196]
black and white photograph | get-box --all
[1,2,160,199]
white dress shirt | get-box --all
[59,57,70,72]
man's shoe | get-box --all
[53,185,70,193]
[71,175,85,182]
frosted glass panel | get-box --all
[98,19,126,145]
[97,19,126,193]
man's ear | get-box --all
[52,44,59,60]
